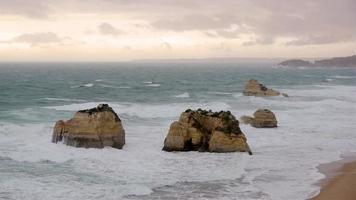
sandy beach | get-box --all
[312,156,356,200]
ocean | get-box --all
[0,62,355,200]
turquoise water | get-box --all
[0,62,355,199]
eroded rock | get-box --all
[52,104,125,149]
[163,109,252,154]
[243,79,282,97]
[251,109,277,128]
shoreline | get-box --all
[311,154,356,200]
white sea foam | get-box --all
[174,92,190,98]
[45,101,231,119]
[1,84,356,199]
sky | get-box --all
[0,0,355,61]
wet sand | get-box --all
[312,155,356,200]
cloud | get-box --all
[2,32,67,46]
[0,0,49,18]
[151,14,238,31]
[242,36,275,46]
[285,34,355,46]
[1,0,356,46]
[98,23,123,36]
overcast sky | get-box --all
[0,0,355,61]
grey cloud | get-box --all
[0,0,49,18]
[98,23,123,36]
[2,32,67,46]
[1,0,356,45]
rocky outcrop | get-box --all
[278,55,356,67]
[240,109,277,128]
[163,109,252,154]
[243,79,281,97]
[52,104,125,149]
[278,59,313,67]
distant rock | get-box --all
[251,109,277,128]
[278,55,356,67]
[52,104,125,149]
[314,55,356,67]
[243,79,282,97]
[163,109,252,154]
[241,109,277,128]
[278,59,313,67]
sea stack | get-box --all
[240,109,277,128]
[52,104,125,149]
[243,79,281,97]
[162,109,252,154]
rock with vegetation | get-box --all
[52,104,125,149]
[243,79,282,97]
[163,109,252,154]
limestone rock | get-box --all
[251,109,277,128]
[243,79,281,97]
[163,109,252,154]
[52,104,125,149]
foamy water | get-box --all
[0,63,355,200]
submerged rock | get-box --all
[52,104,125,149]
[243,79,282,97]
[239,115,254,125]
[162,109,252,154]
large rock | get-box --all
[243,79,281,97]
[162,109,252,154]
[52,104,125,149]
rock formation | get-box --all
[240,109,277,128]
[278,55,356,67]
[162,109,252,154]
[243,79,281,97]
[52,104,125,149]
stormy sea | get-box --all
[0,62,355,200]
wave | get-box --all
[42,98,86,102]
[174,92,190,98]
[84,83,94,87]
[206,92,233,95]
[70,83,94,88]
[44,101,231,119]
[330,75,356,79]
[98,84,131,89]
[146,83,160,87]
